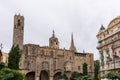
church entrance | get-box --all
[26,72,35,80]
[53,72,61,80]
[40,70,49,80]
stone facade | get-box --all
[97,16,120,76]
[13,14,94,80]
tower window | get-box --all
[50,51,53,56]
[70,56,71,60]
[78,66,80,70]
[17,19,21,26]
[41,50,44,56]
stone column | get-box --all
[49,76,53,80]
[65,71,72,80]
[35,76,39,80]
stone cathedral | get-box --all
[13,14,94,80]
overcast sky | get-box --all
[1,0,120,60]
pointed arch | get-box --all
[40,70,49,80]
[26,72,35,80]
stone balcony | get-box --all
[113,42,120,49]
[100,58,120,71]
[97,34,120,49]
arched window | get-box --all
[41,50,44,56]
[17,19,21,26]
[50,51,53,56]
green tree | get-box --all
[105,72,120,79]
[94,60,100,80]
[70,72,83,80]
[82,63,88,76]
[81,75,92,80]
[70,72,93,80]
[8,45,21,70]
[0,62,6,70]
[0,68,25,80]
[60,73,68,80]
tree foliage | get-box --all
[0,62,6,70]
[82,63,88,76]
[105,72,120,79]
[71,72,81,80]
[80,75,93,80]
[60,73,68,80]
[0,68,25,80]
[8,45,21,70]
[94,60,100,80]
[70,72,93,80]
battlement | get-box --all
[75,52,87,57]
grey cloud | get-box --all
[1,0,120,60]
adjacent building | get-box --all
[0,50,8,64]
[97,16,120,76]
[13,14,94,80]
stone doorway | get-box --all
[26,72,35,80]
[40,70,49,80]
[53,72,61,80]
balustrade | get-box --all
[97,34,120,49]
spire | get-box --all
[52,30,55,37]
[83,49,85,53]
[18,13,21,16]
[69,33,76,52]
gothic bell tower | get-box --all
[49,30,59,49]
[13,14,24,50]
